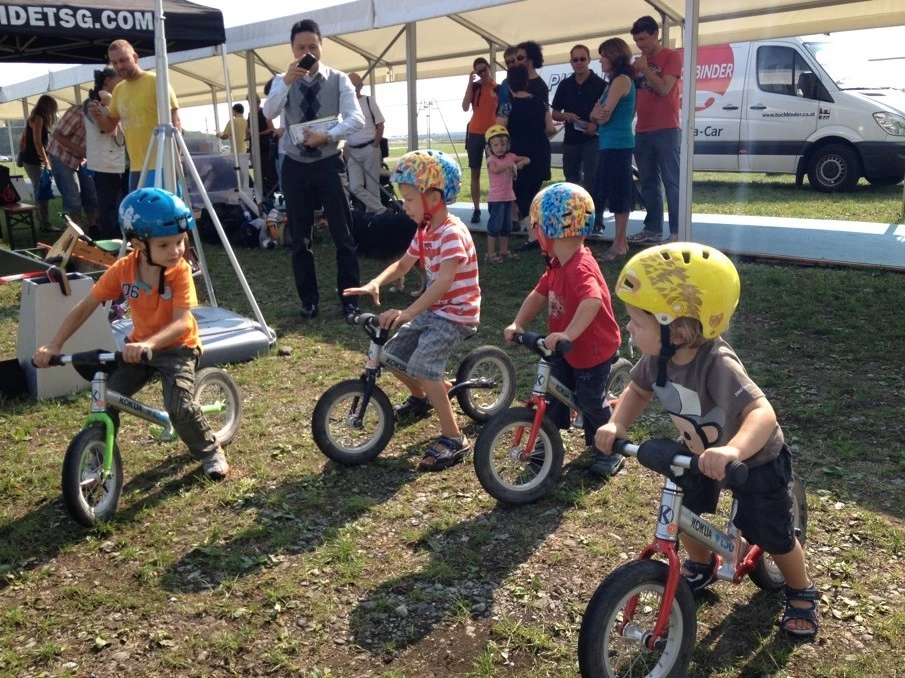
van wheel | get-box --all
[866,174,904,187]
[807,144,860,193]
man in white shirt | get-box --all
[263,19,365,319]
[344,72,387,214]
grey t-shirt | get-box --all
[630,337,784,468]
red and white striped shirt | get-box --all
[407,214,481,325]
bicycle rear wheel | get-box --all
[579,560,696,678]
[194,368,243,447]
[61,426,123,527]
[454,345,516,423]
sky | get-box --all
[2,2,905,138]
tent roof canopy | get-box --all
[2,0,904,119]
[0,0,225,64]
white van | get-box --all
[549,37,905,192]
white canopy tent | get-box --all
[3,0,905,120]
[3,0,905,230]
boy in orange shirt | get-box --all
[33,188,229,480]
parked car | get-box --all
[548,37,905,191]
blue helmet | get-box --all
[119,188,195,239]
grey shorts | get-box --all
[383,311,477,381]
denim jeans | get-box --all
[634,128,681,236]
[50,154,98,215]
[547,358,613,448]
[486,201,512,237]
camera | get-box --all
[298,53,317,70]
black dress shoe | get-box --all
[300,304,319,319]
[341,303,360,317]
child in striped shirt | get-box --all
[343,150,481,472]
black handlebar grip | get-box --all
[556,340,573,354]
[49,355,64,367]
[612,439,629,455]
[725,460,749,485]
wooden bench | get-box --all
[1,202,39,250]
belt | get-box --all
[348,140,374,149]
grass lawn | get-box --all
[0,168,904,676]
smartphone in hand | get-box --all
[298,53,318,70]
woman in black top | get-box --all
[497,65,555,248]
[20,95,58,229]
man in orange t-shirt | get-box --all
[462,57,498,223]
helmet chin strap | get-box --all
[139,239,167,295]
[419,194,442,229]
[656,324,678,387]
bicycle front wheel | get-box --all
[748,471,809,590]
[61,425,123,527]
[454,345,517,423]
[579,560,696,678]
[311,380,394,464]
[473,407,564,505]
[194,368,243,447]
[606,358,633,402]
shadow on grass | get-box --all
[161,453,424,593]
[0,452,207,590]
[348,458,607,656]
[690,588,802,676]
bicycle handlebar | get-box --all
[346,312,380,328]
[612,439,749,486]
[514,331,572,358]
[39,349,152,368]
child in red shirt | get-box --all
[504,182,623,477]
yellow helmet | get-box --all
[615,243,740,339]
[484,124,509,143]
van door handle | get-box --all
[749,104,767,110]
[722,104,739,111]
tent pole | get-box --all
[369,67,377,103]
[406,23,418,151]
[72,85,82,105]
[245,51,263,206]
[210,86,221,134]
[144,0,273,342]
[679,0,699,242]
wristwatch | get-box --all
[326,131,335,145]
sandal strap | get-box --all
[785,583,821,603]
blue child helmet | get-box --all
[390,149,462,205]
[119,187,195,239]
[529,182,596,239]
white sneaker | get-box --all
[202,451,230,480]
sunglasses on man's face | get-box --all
[476,68,489,75]
[571,56,588,63]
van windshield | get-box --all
[804,41,894,90]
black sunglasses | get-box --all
[571,56,588,63]
[476,68,489,75]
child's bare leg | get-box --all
[499,235,509,254]
[487,235,497,257]
[387,366,426,398]
[421,378,461,439]
[680,536,712,569]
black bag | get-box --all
[0,166,21,205]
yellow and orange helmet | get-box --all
[615,243,740,339]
